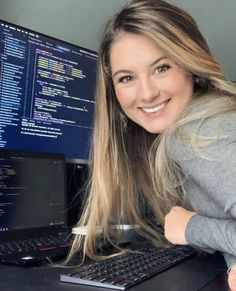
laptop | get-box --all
[0,149,72,265]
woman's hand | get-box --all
[164,206,196,245]
[228,265,236,291]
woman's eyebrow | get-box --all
[150,56,168,67]
[112,69,132,79]
[112,56,168,78]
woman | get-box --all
[70,0,236,289]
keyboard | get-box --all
[60,243,197,290]
[0,232,72,261]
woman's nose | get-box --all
[139,77,159,102]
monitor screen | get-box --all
[0,149,67,240]
[0,19,97,163]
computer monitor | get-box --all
[0,19,97,164]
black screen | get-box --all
[0,150,66,233]
[0,20,97,162]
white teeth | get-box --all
[142,101,167,113]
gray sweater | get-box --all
[170,99,236,268]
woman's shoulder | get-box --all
[168,96,236,160]
[184,96,236,135]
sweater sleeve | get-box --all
[173,113,236,267]
[185,214,236,267]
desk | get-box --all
[0,254,228,291]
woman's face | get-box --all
[110,33,194,133]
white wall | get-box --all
[0,0,125,51]
[168,0,236,80]
[0,0,235,80]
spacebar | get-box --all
[145,261,178,277]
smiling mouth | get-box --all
[141,99,170,113]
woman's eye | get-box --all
[118,75,133,83]
[155,64,171,74]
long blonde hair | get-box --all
[68,0,236,261]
